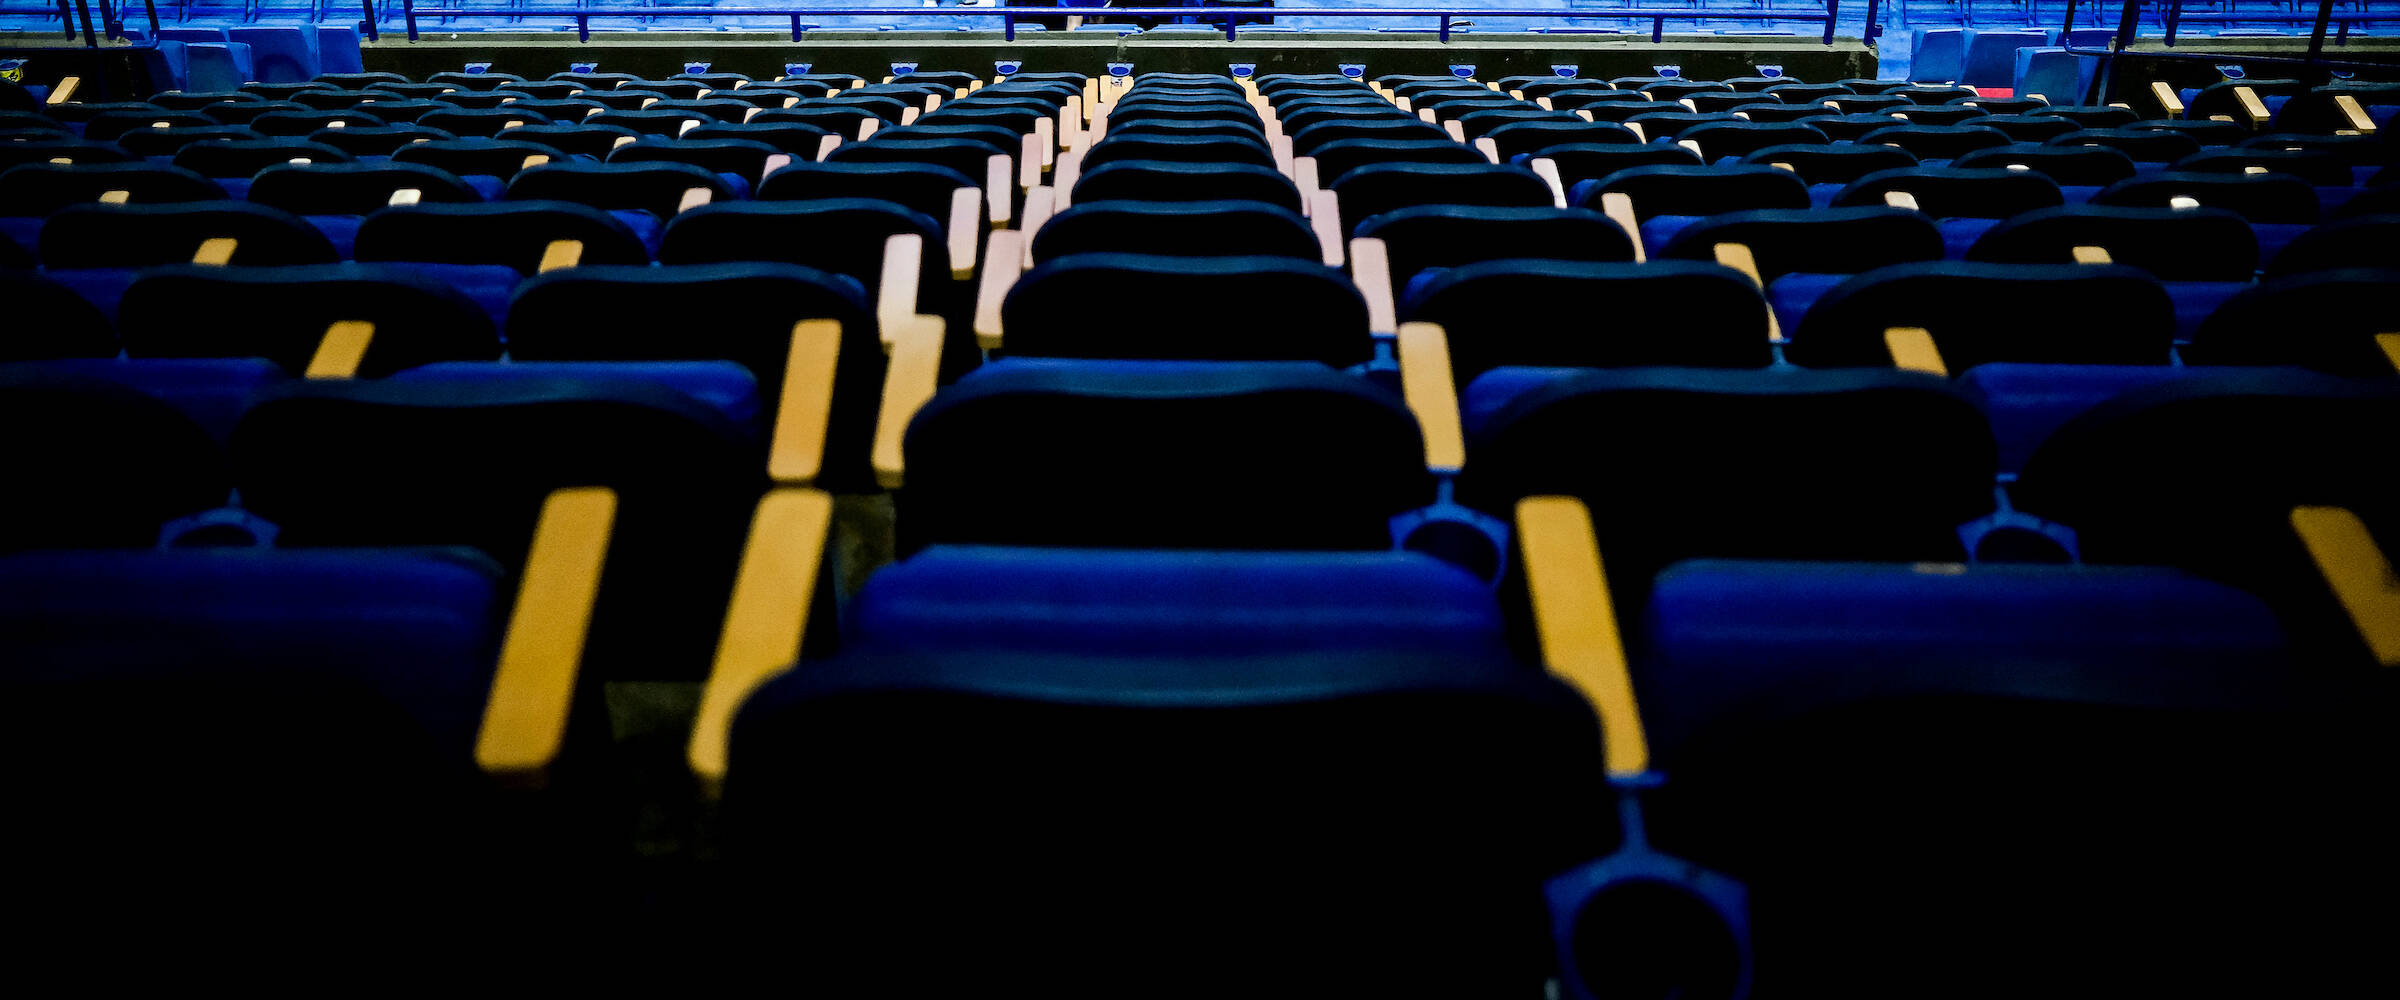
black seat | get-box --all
[999,253,1371,367]
[1787,261,2176,370]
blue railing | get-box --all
[383,4,1844,45]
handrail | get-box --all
[387,3,1842,45]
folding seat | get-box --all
[1889,84,1981,105]
[1725,102,1840,125]
[0,112,73,135]
[248,109,387,137]
[0,270,115,360]
[1639,80,1733,103]
[2238,132,2388,170]
[1280,105,1414,137]
[1802,113,1916,143]
[509,160,740,230]
[2183,269,2400,377]
[503,123,642,159]
[1574,165,1810,254]
[1571,100,1690,127]
[2011,369,2400,668]
[39,100,170,126]
[354,200,652,272]
[1828,94,1913,116]
[985,253,1370,368]
[2033,104,2140,129]
[1786,262,2176,373]
[683,121,837,159]
[2180,79,2306,127]
[1105,103,1261,128]
[199,101,312,127]
[111,125,271,160]
[2136,117,2251,148]
[115,263,501,376]
[1955,95,2048,115]
[1859,124,2011,162]
[1657,207,1947,333]
[78,108,218,142]
[1952,143,2138,187]
[1966,204,2258,280]
[307,123,459,157]
[1287,117,1444,155]
[2047,127,2205,165]
[753,160,983,250]
[389,137,569,187]
[247,162,486,237]
[608,138,782,187]
[1520,144,1705,191]
[335,99,444,126]
[503,262,891,487]
[2172,148,2355,188]
[1763,81,1853,104]
[2271,84,2400,136]
[1485,120,1640,160]
[1625,114,1770,145]
[1688,92,1772,115]
[1400,259,1774,384]
[150,90,270,112]
[1328,161,1553,236]
[1832,167,2065,255]
[0,163,226,219]
[1355,204,1635,294]
[0,362,266,549]
[314,71,407,90]
[1081,134,1274,171]
[2264,214,2400,277]
[1976,112,2084,143]
[419,107,554,139]
[434,91,537,112]
[290,89,391,111]
[1739,143,1920,186]
[168,138,352,181]
[2092,171,2321,225]
[1677,121,1827,162]
[1889,104,1992,127]
[660,199,952,326]
[1542,89,1655,112]
[1304,138,1483,185]
[370,81,467,101]
[588,108,727,139]
[640,98,753,125]
[580,89,674,113]
[1106,118,1267,145]
[1030,199,1318,263]
[38,201,339,268]
[499,98,607,123]
[426,71,530,92]
[1072,161,1302,213]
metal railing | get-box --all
[382,4,1843,45]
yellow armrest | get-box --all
[872,315,946,489]
[1516,495,1649,778]
[475,486,618,788]
[1034,117,1056,168]
[900,107,920,128]
[1711,241,1782,343]
[1884,326,1949,376]
[974,229,1025,351]
[1397,321,1465,474]
[2151,81,2185,118]
[519,154,550,172]
[1293,155,1321,218]
[2334,94,2378,135]
[1310,189,1345,267]
[689,486,834,794]
[2290,506,2400,667]
[191,236,236,266]
[1082,79,1100,121]
[767,319,842,486]
[2378,332,2399,375]
[1019,132,1043,190]
[1349,236,1398,336]
[46,76,78,106]
[1883,190,1921,211]
[389,188,422,207]
[949,186,985,280]
[1052,148,1084,209]
[305,320,374,380]
[1599,192,1645,263]
[538,238,582,273]
[1017,185,1055,261]
[2072,245,2112,265]
[985,153,1013,227]
[2234,86,2270,126]
[876,232,924,345]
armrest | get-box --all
[519,154,549,172]
[1530,157,1568,208]
[872,314,946,489]
[949,186,984,280]
[923,93,943,115]
[1053,148,1083,208]
[305,320,375,380]
[901,106,920,127]
[1310,189,1345,267]
[1599,192,1645,263]
[1621,120,1645,142]
[767,319,843,486]
[1271,135,1294,179]
[1443,119,1467,143]
[2151,81,2186,118]
[1034,116,1056,169]
[876,232,924,348]
[1516,495,1649,778]
[613,135,636,151]
[1349,236,1398,337]
[2379,332,2399,375]
[389,188,422,207]
[815,133,841,162]
[1059,97,1082,151]
[475,486,618,789]
[974,229,1025,351]
[1089,103,1110,142]
[2334,95,2378,135]
[1417,108,1438,124]
[677,187,712,214]
[1397,321,1465,475]
[1677,139,1704,159]
[192,237,236,266]
[1883,190,1920,211]
[857,117,879,141]
[1293,156,1320,217]
[1019,132,1043,190]
[2233,86,2271,127]
[687,485,834,794]
[1883,326,1948,376]
[985,153,1013,227]
[539,238,582,273]
[99,190,128,205]
[1017,185,1055,266]
[1474,136,1500,164]
[46,76,78,106]
[2290,506,2400,667]
[2072,245,2111,265]
[1710,242,1782,343]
